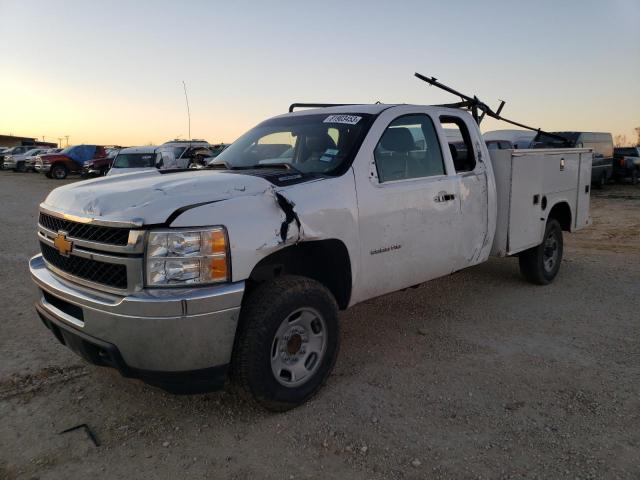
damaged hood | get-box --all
[42,170,275,225]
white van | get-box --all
[483,129,536,149]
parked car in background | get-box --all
[533,132,613,188]
[25,148,62,171]
[106,146,161,176]
[613,147,640,184]
[107,144,209,175]
[483,129,536,149]
[160,139,214,168]
[35,145,107,179]
[81,147,123,177]
[187,144,230,169]
[3,148,51,172]
[0,145,36,168]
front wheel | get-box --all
[234,276,340,411]
[518,219,564,285]
[51,163,68,179]
[16,161,26,173]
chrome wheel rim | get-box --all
[543,232,559,272]
[53,168,65,179]
[270,307,327,387]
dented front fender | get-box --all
[169,172,361,288]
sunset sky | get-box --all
[1,0,639,147]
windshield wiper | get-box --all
[207,161,303,174]
[247,163,301,172]
[207,160,233,170]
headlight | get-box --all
[145,227,229,286]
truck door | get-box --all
[353,111,461,300]
[437,113,490,271]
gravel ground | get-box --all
[0,171,638,479]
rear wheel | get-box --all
[16,161,26,173]
[234,276,340,411]
[595,172,606,189]
[51,163,68,180]
[518,219,564,285]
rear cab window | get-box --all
[439,116,476,173]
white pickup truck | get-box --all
[30,104,592,411]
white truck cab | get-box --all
[106,146,161,176]
[30,103,592,410]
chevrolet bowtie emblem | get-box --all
[54,232,73,257]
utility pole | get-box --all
[64,135,69,147]
[57,137,63,148]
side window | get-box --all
[374,114,445,183]
[439,116,476,172]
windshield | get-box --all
[113,152,158,168]
[160,146,187,159]
[211,113,373,175]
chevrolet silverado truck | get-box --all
[35,145,107,179]
[2,147,50,172]
[30,104,592,411]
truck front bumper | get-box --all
[30,254,244,393]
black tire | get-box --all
[594,172,606,189]
[234,275,340,411]
[51,163,68,180]
[16,161,26,173]
[519,219,563,285]
[631,169,639,186]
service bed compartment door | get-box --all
[508,155,545,252]
[575,152,592,229]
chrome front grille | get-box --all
[37,208,145,294]
[39,212,130,246]
[40,242,128,289]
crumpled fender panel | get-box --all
[170,172,361,287]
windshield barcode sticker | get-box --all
[323,115,362,125]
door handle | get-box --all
[434,192,456,202]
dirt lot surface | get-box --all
[1,172,638,479]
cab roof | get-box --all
[277,103,469,119]
[118,146,158,154]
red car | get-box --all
[35,145,107,179]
